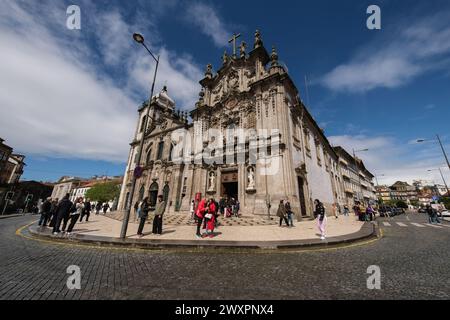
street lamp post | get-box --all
[120,33,160,240]
[428,168,450,196]
[353,148,369,203]
[417,134,450,170]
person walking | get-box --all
[285,200,294,227]
[277,200,289,227]
[102,202,109,214]
[38,197,52,227]
[343,205,350,216]
[137,197,150,237]
[95,202,102,215]
[152,195,166,235]
[219,197,226,218]
[195,198,207,238]
[52,194,73,235]
[366,204,375,221]
[79,199,91,222]
[67,197,83,235]
[314,199,327,240]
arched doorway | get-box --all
[163,184,170,203]
[149,182,159,207]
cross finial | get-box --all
[228,33,241,59]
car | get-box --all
[418,208,427,213]
[439,210,450,217]
[379,206,394,217]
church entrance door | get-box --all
[221,170,238,200]
[297,176,308,217]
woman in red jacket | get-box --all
[195,198,207,238]
[205,199,216,238]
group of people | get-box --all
[353,201,376,222]
[276,199,295,227]
[37,194,112,235]
[425,204,442,224]
[135,195,166,237]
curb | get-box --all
[27,222,379,250]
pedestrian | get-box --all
[332,203,339,219]
[343,205,350,216]
[38,197,52,227]
[95,202,102,215]
[366,204,375,221]
[189,200,195,220]
[277,200,289,227]
[48,198,59,228]
[135,200,142,221]
[137,197,150,237]
[79,199,91,222]
[67,197,83,235]
[235,199,240,217]
[195,198,207,238]
[219,197,226,218]
[314,199,327,240]
[285,200,294,227]
[152,195,166,235]
[102,202,109,214]
[204,198,216,238]
[52,194,73,235]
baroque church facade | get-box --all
[117,30,349,220]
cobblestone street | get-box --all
[1,214,449,300]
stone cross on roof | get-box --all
[228,33,241,59]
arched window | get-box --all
[149,182,159,207]
[138,185,145,202]
[146,148,152,165]
[140,115,147,133]
[157,140,165,160]
[163,184,170,204]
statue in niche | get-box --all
[208,172,216,192]
[247,167,255,189]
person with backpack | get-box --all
[314,199,327,240]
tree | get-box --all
[396,200,408,209]
[85,182,120,203]
[440,196,450,210]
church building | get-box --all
[117,30,346,220]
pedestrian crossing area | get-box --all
[381,221,450,229]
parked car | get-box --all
[379,206,394,217]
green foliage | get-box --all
[396,200,408,209]
[409,200,419,207]
[440,196,450,210]
[85,182,120,203]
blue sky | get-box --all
[0,0,449,185]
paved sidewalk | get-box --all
[27,214,375,249]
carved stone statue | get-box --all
[208,172,216,191]
[254,30,263,49]
[247,167,255,189]
[240,41,247,59]
[222,51,229,65]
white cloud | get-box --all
[329,134,450,186]
[185,2,231,47]
[321,11,450,93]
[0,0,202,163]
